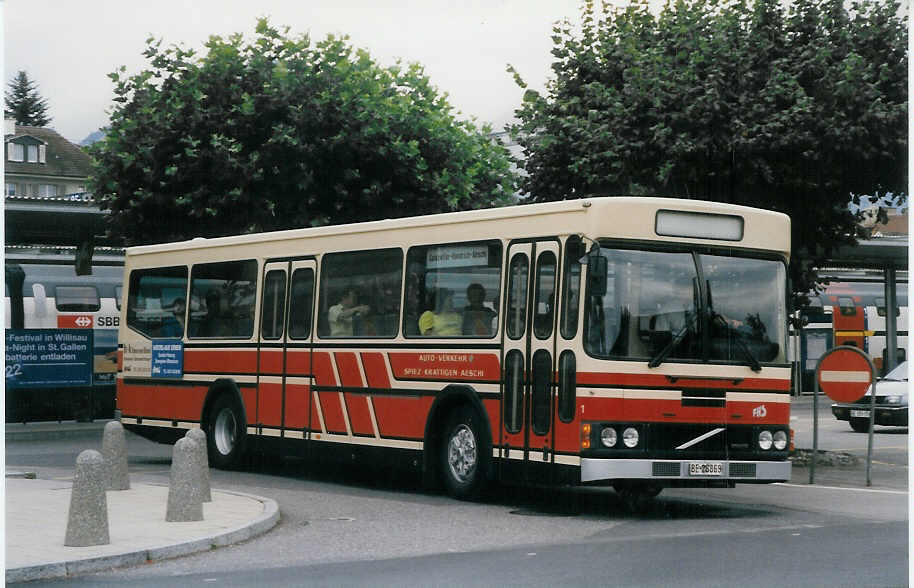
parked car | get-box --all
[831,361,908,432]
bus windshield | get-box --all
[584,247,786,367]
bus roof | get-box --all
[124,196,790,264]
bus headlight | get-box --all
[622,427,639,448]
[758,430,773,450]
[773,430,788,451]
[601,427,617,448]
[886,395,904,404]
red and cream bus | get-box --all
[116,197,792,502]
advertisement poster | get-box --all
[5,329,93,388]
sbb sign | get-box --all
[58,315,93,328]
[57,315,120,328]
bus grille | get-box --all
[652,462,681,477]
[729,463,757,478]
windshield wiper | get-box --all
[709,310,762,372]
[648,312,697,369]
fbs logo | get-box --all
[752,405,767,418]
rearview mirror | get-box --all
[587,254,607,297]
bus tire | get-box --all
[206,394,246,469]
[440,405,488,500]
[849,417,870,433]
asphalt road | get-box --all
[6,406,908,587]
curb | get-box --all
[6,421,111,442]
[5,489,280,584]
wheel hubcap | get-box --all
[214,407,236,455]
[447,424,477,483]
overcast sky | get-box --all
[2,0,635,145]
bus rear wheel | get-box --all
[440,406,488,500]
[206,394,246,469]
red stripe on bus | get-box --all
[575,371,790,391]
[173,385,207,421]
[334,352,363,388]
[284,381,310,429]
[311,352,336,387]
[372,395,432,439]
[258,348,284,375]
[285,349,311,376]
[360,352,391,389]
[183,349,258,374]
[344,393,374,436]
[258,381,283,427]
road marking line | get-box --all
[775,483,908,495]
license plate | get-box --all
[689,462,723,476]
[850,410,870,418]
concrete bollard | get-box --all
[166,437,204,522]
[185,428,212,502]
[102,421,130,491]
[65,450,110,546]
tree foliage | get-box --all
[510,0,906,292]
[91,19,517,245]
[5,70,52,127]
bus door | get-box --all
[501,240,560,479]
[257,260,316,452]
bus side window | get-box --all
[288,269,314,339]
[403,240,502,339]
[560,236,583,340]
[318,249,403,338]
[188,260,258,339]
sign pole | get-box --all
[866,365,877,487]
[810,367,818,484]
[814,345,876,487]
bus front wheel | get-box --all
[206,394,246,469]
[440,406,488,500]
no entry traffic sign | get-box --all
[816,346,875,403]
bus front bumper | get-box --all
[581,458,791,483]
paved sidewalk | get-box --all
[5,478,279,583]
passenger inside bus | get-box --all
[462,283,497,336]
[195,290,227,337]
[419,288,461,336]
[159,297,185,337]
[328,287,370,337]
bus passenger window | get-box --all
[288,269,314,339]
[261,270,286,340]
[318,249,402,338]
[404,240,502,338]
[125,266,188,339]
[188,260,258,339]
[560,236,583,340]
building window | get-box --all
[37,184,58,197]
[8,143,23,162]
[5,183,16,196]
[27,144,38,162]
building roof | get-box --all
[5,124,92,178]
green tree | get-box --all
[510,0,906,292]
[5,70,52,126]
[91,20,517,245]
